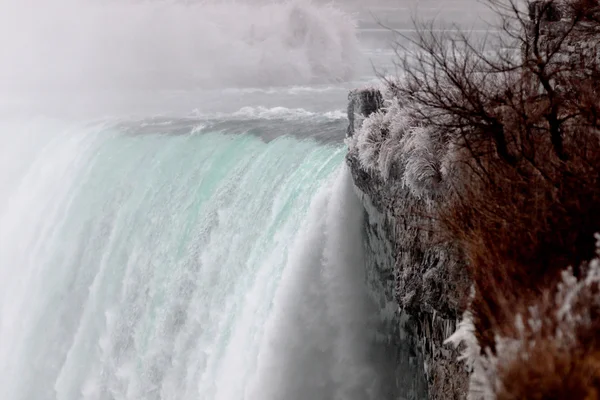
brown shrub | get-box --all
[491,259,600,398]
[497,346,600,400]
[388,0,600,397]
[443,101,600,350]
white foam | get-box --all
[232,106,317,120]
[248,166,385,400]
[190,106,347,121]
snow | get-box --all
[348,84,445,198]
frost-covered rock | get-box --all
[345,87,470,399]
[347,85,447,200]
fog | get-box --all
[0,1,361,91]
[0,0,490,90]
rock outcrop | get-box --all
[345,88,470,400]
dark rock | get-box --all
[528,0,563,22]
[347,87,384,138]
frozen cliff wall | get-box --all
[346,87,471,399]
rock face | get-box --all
[346,88,470,400]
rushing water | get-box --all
[1,115,400,399]
[0,0,471,398]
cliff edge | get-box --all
[345,88,470,399]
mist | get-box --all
[1,1,366,93]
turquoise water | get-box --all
[0,0,435,397]
[0,118,397,400]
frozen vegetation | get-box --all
[348,85,446,200]
[345,1,600,398]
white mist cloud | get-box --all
[0,0,360,92]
